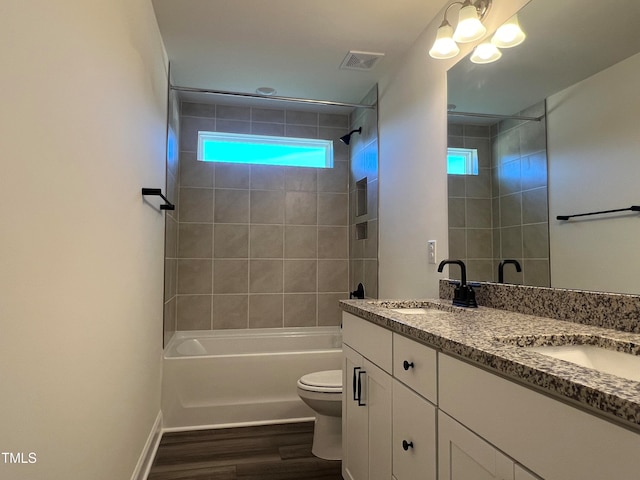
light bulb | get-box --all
[470,42,502,64]
[453,3,487,43]
[491,15,526,48]
[429,22,460,59]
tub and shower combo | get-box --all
[162,326,342,430]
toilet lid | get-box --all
[299,370,342,390]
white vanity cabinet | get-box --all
[392,332,437,480]
[392,379,436,480]
[342,313,393,480]
[438,411,540,480]
[342,312,438,480]
[439,353,640,479]
[344,308,640,480]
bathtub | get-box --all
[162,326,342,430]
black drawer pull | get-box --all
[352,367,361,401]
[357,370,366,406]
[403,360,414,370]
[402,440,414,451]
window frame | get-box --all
[197,131,334,169]
[447,147,479,175]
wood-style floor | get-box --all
[148,421,343,480]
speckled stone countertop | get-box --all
[339,298,640,431]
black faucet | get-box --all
[350,283,365,299]
[437,259,477,308]
[498,259,522,283]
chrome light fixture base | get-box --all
[473,0,492,23]
[429,0,493,59]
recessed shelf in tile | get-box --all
[356,221,368,240]
[356,178,368,217]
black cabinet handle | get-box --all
[357,370,366,406]
[402,440,414,451]
[352,367,360,401]
[403,360,414,370]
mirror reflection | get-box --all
[446,0,640,294]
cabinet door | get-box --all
[343,345,368,480]
[392,380,436,480]
[439,411,514,480]
[363,357,392,480]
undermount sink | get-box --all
[526,344,640,382]
[391,308,432,314]
[369,299,475,314]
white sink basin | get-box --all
[527,345,640,382]
[391,308,431,314]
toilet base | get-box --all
[311,413,342,461]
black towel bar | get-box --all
[141,188,175,210]
[556,205,640,221]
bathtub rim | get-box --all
[164,325,342,359]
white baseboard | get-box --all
[161,415,315,433]
[131,410,163,480]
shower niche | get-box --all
[356,177,368,217]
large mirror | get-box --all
[446,0,640,295]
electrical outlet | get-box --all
[427,240,437,264]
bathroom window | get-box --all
[447,147,478,175]
[197,131,334,168]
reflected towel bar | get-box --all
[141,188,175,210]
[557,205,640,221]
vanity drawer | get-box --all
[342,312,392,373]
[392,379,436,480]
[393,333,437,403]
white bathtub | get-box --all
[162,326,342,430]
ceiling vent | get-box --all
[339,50,385,71]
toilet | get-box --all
[297,369,342,460]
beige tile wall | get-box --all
[163,89,180,347]
[349,86,379,298]
[175,101,351,330]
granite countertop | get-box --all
[340,298,640,431]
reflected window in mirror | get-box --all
[447,147,478,175]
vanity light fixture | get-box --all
[429,0,492,60]
[491,14,526,48]
[471,14,525,64]
[470,41,502,64]
[429,20,460,59]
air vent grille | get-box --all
[339,51,385,71]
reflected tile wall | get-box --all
[175,101,350,330]
[447,101,550,286]
[447,123,494,282]
[492,102,550,287]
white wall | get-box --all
[377,0,529,299]
[0,1,167,479]
[547,52,640,294]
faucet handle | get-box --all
[448,280,461,286]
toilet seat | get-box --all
[297,370,342,393]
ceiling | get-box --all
[151,0,448,109]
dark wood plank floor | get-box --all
[148,421,342,480]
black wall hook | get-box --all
[142,188,175,210]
